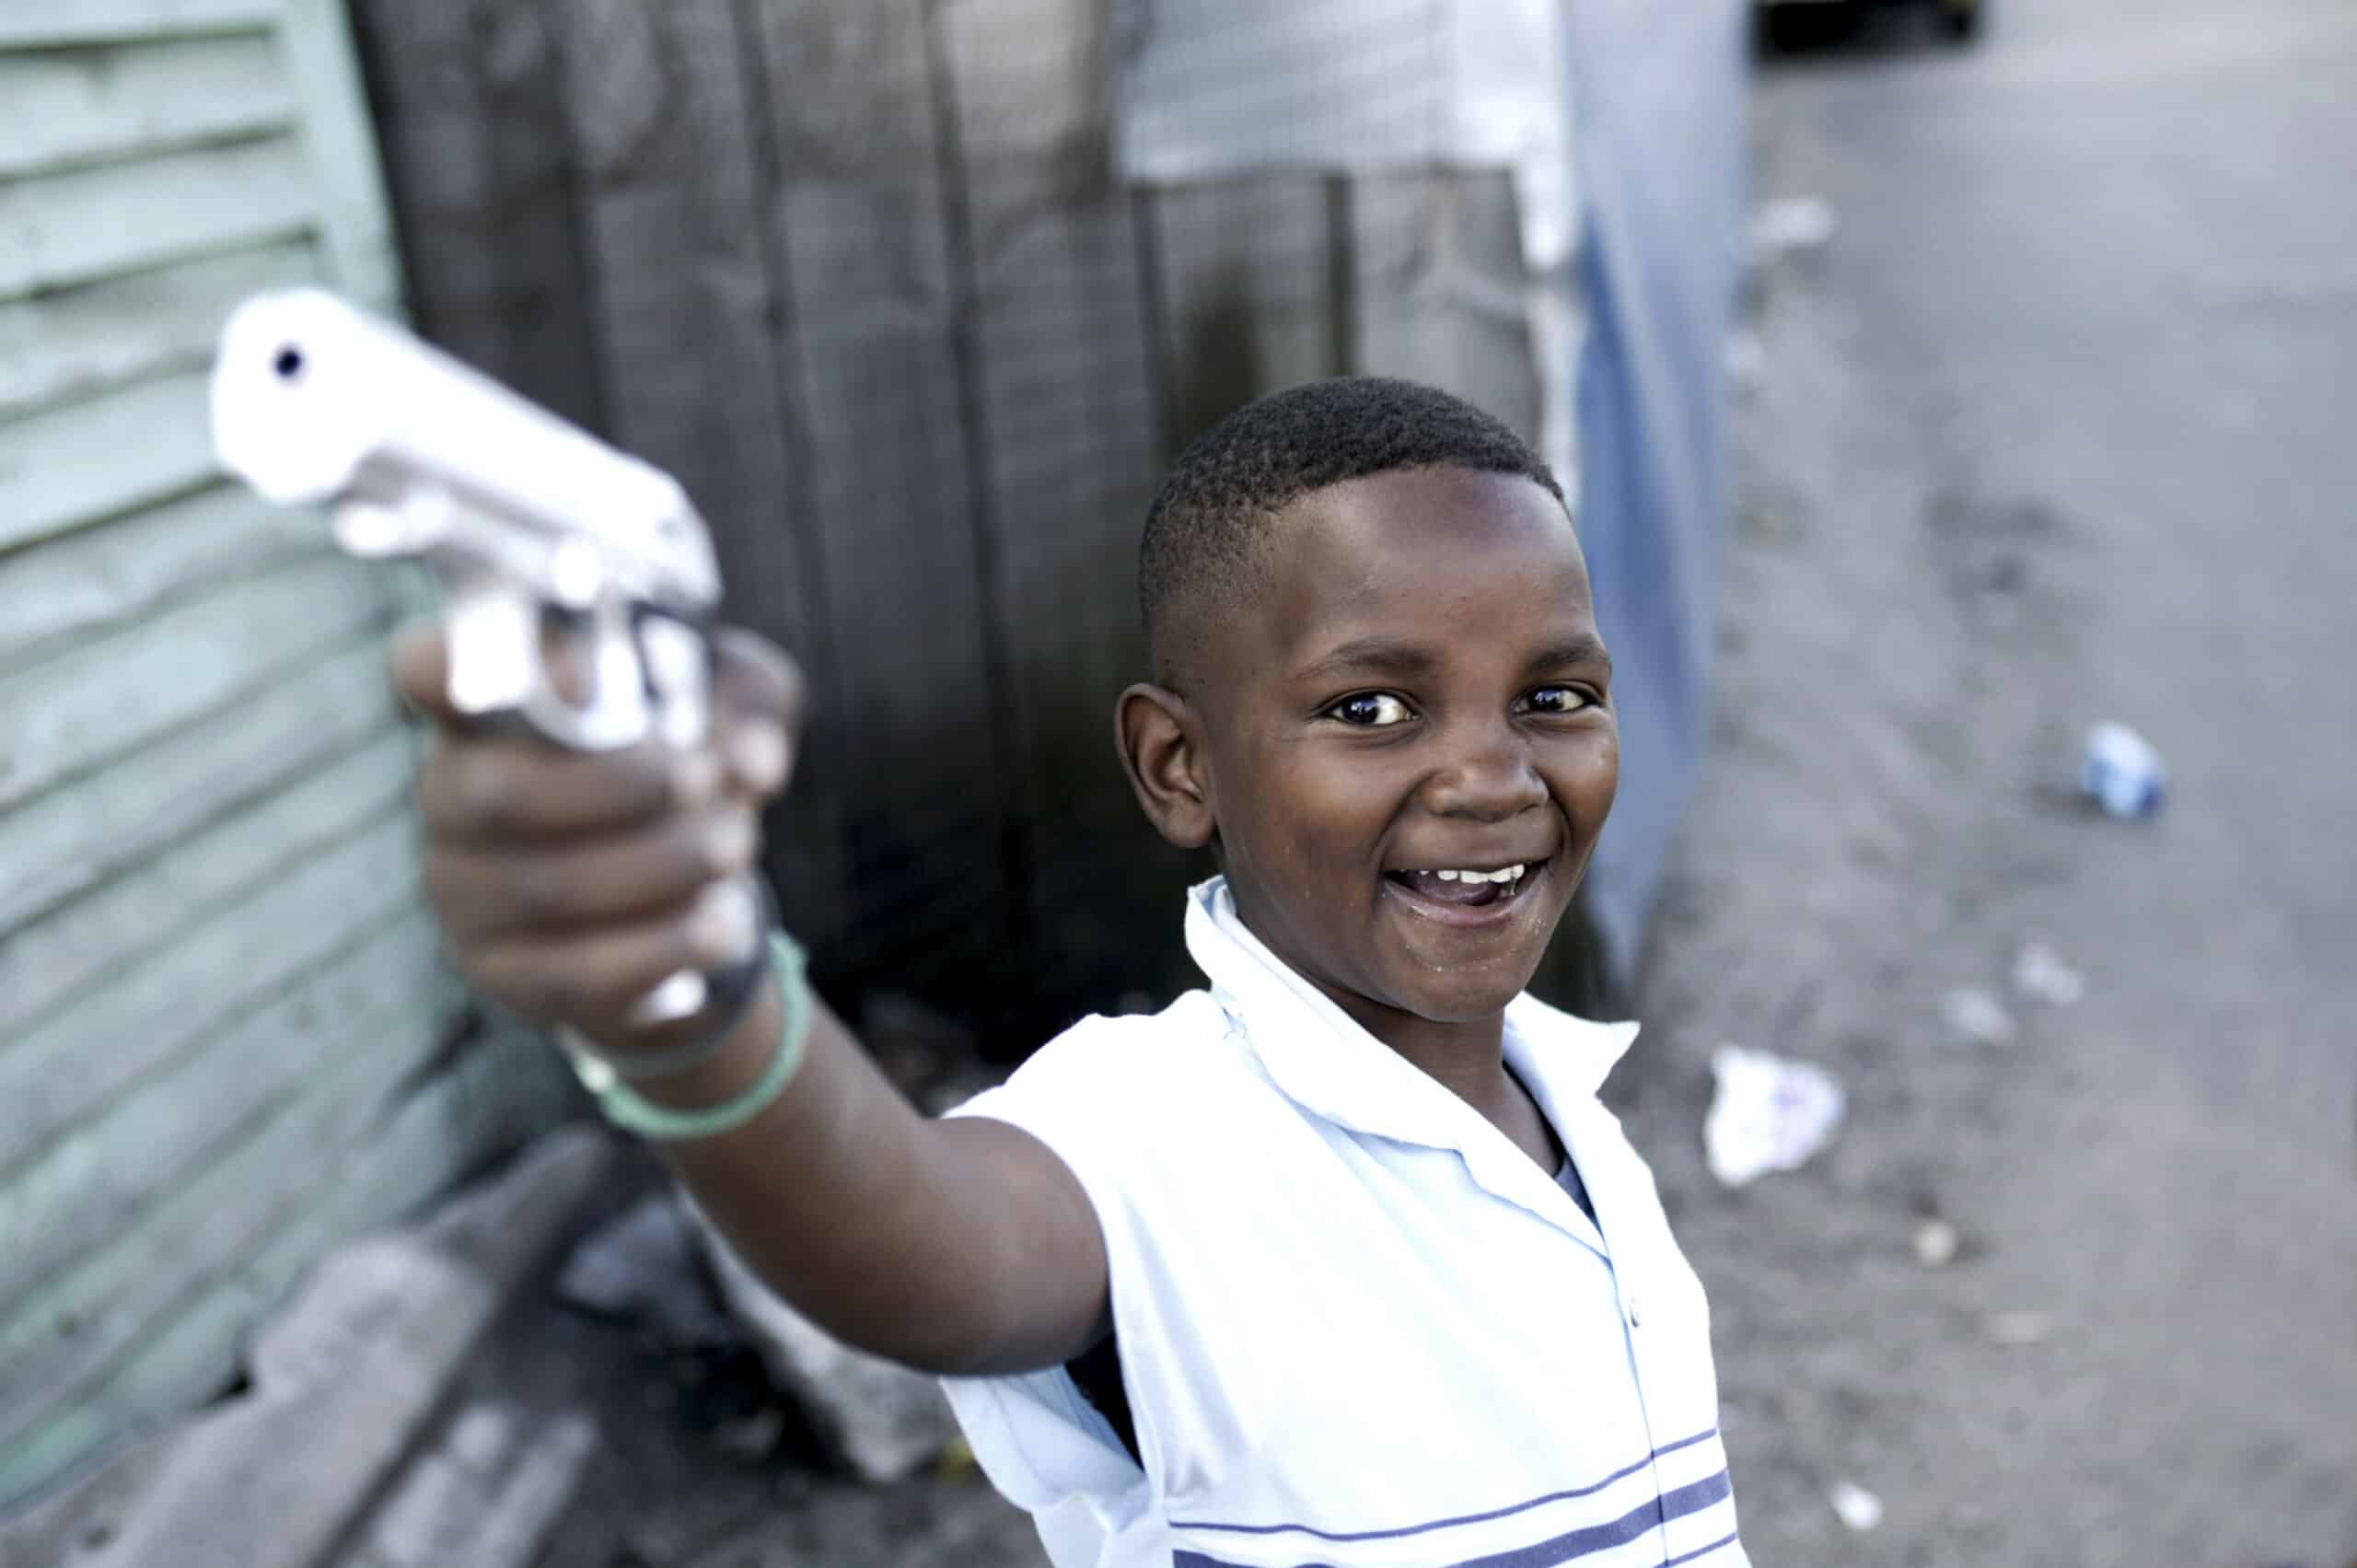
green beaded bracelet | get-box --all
[565,932,812,1142]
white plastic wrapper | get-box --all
[1703,1045,1847,1189]
[1829,1481,1885,1532]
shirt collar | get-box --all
[1181,877,1641,1158]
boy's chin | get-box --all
[1386,959,1547,1025]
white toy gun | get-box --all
[210,287,749,1026]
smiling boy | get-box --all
[396,378,1746,1566]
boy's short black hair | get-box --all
[1139,377,1566,687]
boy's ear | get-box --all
[1115,682,1215,849]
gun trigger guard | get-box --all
[517,594,654,752]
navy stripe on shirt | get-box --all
[1170,1429,1718,1544]
[1173,1468,1735,1568]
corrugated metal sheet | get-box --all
[0,0,570,1508]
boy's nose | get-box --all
[1420,738,1549,822]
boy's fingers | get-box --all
[424,804,761,942]
[712,628,804,730]
[459,881,762,1029]
[416,729,720,842]
[389,620,461,724]
[712,630,807,798]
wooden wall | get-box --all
[0,0,573,1508]
[350,0,1602,1044]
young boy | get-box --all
[395,378,1746,1566]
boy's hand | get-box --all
[396,619,1109,1378]
[390,622,804,1054]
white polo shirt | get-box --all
[943,878,1746,1568]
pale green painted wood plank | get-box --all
[0,729,413,1051]
[274,0,402,313]
[0,241,315,421]
[0,551,391,812]
[0,366,219,553]
[0,806,422,1181]
[0,1038,570,1508]
[0,483,322,669]
[0,0,279,49]
[0,915,456,1449]
[0,634,391,932]
[0,899,447,1316]
[0,35,296,180]
[0,134,313,301]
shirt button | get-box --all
[1626,1295,1644,1329]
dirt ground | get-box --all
[1615,2,2357,1562]
[512,3,2357,1562]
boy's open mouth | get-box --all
[1382,861,1540,912]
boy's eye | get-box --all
[1328,692,1413,727]
[1522,685,1593,715]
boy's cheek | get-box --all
[1565,736,1621,822]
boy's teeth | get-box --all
[1429,865,1527,884]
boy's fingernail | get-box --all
[689,878,760,963]
[671,749,722,806]
[728,725,789,795]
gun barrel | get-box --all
[211,289,718,607]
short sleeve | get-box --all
[935,1008,1205,1557]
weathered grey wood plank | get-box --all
[0,552,390,812]
[741,0,1007,969]
[276,0,402,311]
[0,0,279,48]
[0,366,223,552]
[0,1032,570,1508]
[541,0,850,945]
[934,0,1184,1005]
[0,903,448,1319]
[1144,174,1350,447]
[0,633,392,934]
[0,34,295,180]
[0,729,414,1050]
[343,0,604,431]
[0,134,313,301]
[0,241,316,423]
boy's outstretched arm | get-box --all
[390,624,1109,1377]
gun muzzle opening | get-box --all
[273,345,306,381]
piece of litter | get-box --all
[1986,1310,2055,1346]
[1704,1046,1847,1188]
[1941,985,2019,1047]
[2079,721,2166,819]
[713,1407,786,1461]
[1751,195,1840,261]
[2011,941,2085,1007]
[1829,1481,1884,1532]
[1912,1218,1961,1269]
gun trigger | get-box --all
[446,584,540,716]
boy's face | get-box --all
[1192,467,1619,1030]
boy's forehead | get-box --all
[1247,467,1590,647]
